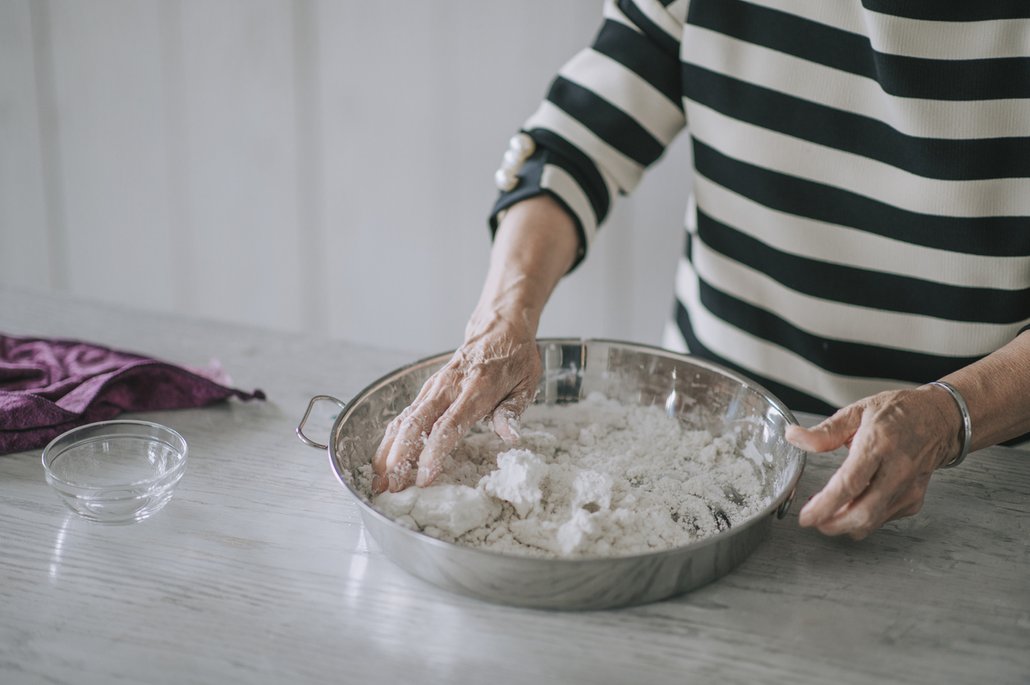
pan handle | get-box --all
[296,394,347,450]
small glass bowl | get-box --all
[42,420,188,524]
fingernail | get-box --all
[506,417,521,442]
[371,474,386,494]
[416,466,431,487]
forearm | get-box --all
[941,330,1030,450]
[374,195,578,490]
[467,195,580,339]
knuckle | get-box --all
[431,414,464,443]
[868,389,900,408]
[856,510,881,531]
[444,352,468,371]
[836,471,868,498]
[398,414,428,437]
[504,388,535,412]
[902,488,927,515]
[418,457,444,480]
[464,366,488,386]
[836,401,868,424]
[397,415,417,433]
[847,521,877,541]
[906,479,929,503]
[903,495,925,516]
[433,415,457,435]
[829,405,857,424]
[875,405,907,430]
[389,406,412,428]
[852,507,877,532]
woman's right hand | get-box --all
[371,308,541,494]
[370,194,581,494]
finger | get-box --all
[372,386,446,493]
[785,404,863,453]
[812,467,894,539]
[416,385,499,487]
[387,460,418,493]
[382,391,454,492]
[371,372,447,478]
[373,406,411,476]
[812,444,933,537]
[828,488,925,540]
[490,386,535,444]
[798,416,882,527]
[371,474,389,496]
[491,408,520,443]
[884,476,929,523]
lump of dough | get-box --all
[373,487,420,520]
[570,469,614,512]
[478,448,548,518]
[376,484,500,538]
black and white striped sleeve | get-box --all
[489,0,688,268]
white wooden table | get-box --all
[2,288,1028,685]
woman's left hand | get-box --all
[784,385,962,540]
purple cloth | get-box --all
[0,333,265,455]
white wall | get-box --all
[0,0,691,356]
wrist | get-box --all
[925,381,972,468]
[465,299,539,344]
[474,266,553,337]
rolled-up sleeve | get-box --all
[489,0,688,269]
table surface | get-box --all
[1,288,1028,685]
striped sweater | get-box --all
[490,0,1030,415]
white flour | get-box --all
[355,394,771,559]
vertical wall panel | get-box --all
[46,0,177,310]
[318,1,470,353]
[175,0,304,331]
[0,0,53,293]
[290,0,328,335]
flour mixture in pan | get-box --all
[356,394,772,558]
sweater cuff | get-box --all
[488,134,612,272]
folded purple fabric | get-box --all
[0,333,265,455]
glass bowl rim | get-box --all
[41,419,189,490]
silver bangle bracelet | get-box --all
[930,380,972,469]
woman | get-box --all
[374,0,1030,539]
